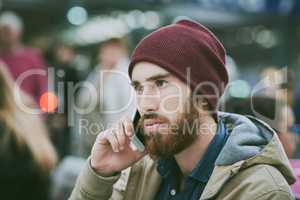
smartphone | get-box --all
[130,111,145,152]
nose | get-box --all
[137,85,160,114]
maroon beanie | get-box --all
[129,19,228,113]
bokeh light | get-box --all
[39,92,58,113]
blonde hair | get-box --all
[0,61,57,173]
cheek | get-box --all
[159,89,188,119]
[136,94,147,108]
[160,95,180,113]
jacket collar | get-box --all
[199,113,296,200]
[200,160,244,200]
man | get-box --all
[70,20,295,200]
[0,11,47,104]
[75,38,135,157]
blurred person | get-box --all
[259,67,299,152]
[74,38,135,157]
[70,20,295,200]
[0,11,47,104]
[52,42,81,110]
[224,96,297,158]
[50,42,90,81]
[46,42,82,158]
[260,67,295,107]
[0,61,57,199]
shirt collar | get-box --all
[156,157,179,178]
[189,119,227,182]
[156,119,228,183]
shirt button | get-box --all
[170,189,176,196]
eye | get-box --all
[133,85,144,94]
[155,80,168,88]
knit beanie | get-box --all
[128,19,229,114]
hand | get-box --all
[90,117,146,176]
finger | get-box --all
[116,122,126,150]
[122,117,134,137]
[106,129,120,152]
[97,130,110,145]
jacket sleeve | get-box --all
[69,158,121,200]
[255,190,295,200]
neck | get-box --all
[0,43,21,54]
[174,115,217,176]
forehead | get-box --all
[131,62,170,83]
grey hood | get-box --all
[216,112,295,184]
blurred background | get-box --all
[0,0,300,199]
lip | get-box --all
[144,122,165,133]
[144,119,164,127]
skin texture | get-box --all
[90,62,217,178]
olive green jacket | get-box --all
[69,112,296,200]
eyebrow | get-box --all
[131,73,170,86]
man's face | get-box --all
[55,45,74,64]
[98,44,125,69]
[131,62,201,159]
[0,25,21,47]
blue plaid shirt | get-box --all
[155,119,228,200]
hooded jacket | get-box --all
[69,112,296,200]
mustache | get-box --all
[143,113,159,120]
[140,113,169,122]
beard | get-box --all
[137,100,201,159]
